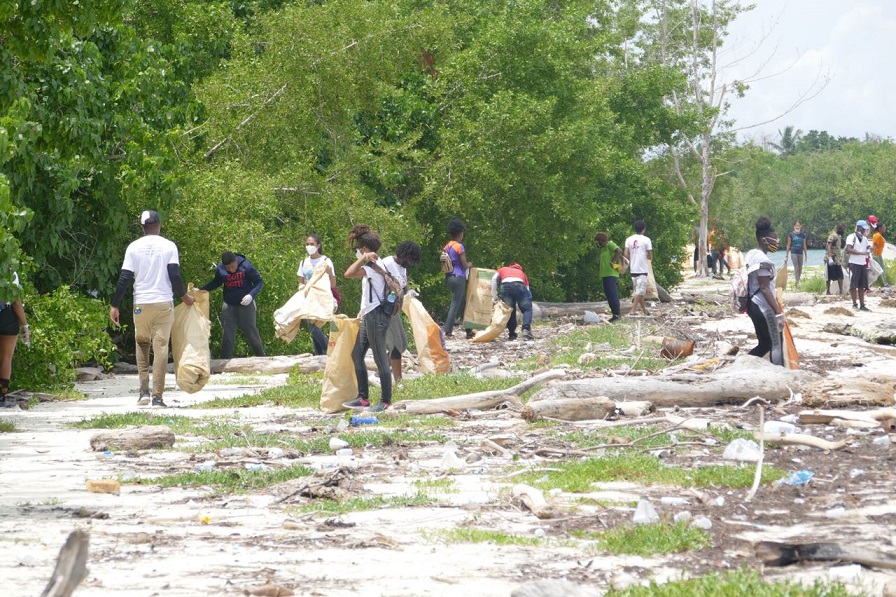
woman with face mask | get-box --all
[745,216,785,366]
[343,224,421,413]
[297,234,338,355]
[785,221,807,287]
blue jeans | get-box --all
[308,320,327,356]
[501,282,532,335]
[352,307,392,403]
[602,276,620,317]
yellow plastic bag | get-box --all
[274,264,335,342]
[462,267,497,331]
[645,260,658,301]
[402,296,450,374]
[471,300,513,343]
[320,315,360,413]
[172,286,211,393]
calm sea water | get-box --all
[765,249,828,269]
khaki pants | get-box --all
[134,301,174,398]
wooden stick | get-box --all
[752,431,847,451]
[745,404,765,502]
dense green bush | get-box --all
[13,286,116,391]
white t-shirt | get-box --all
[359,256,407,317]
[745,248,775,307]
[845,233,870,266]
[121,235,180,304]
[625,234,653,274]
[297,255,335,282]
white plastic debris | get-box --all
[267,447,285,459]
[660,496,689,506]
[440,449,465,471]
[194,460,216,472]
[673,511,692,523]
[722,438,761,462]
[692,516,713,530]
[825,506,846,519]
[763,421,797,434]
[583,310,601,324]
[329,437,349,451]
[872,435,891,447]
[633,497,660,524]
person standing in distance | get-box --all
[442,219,473,339]
[845,220,872,311]
[594,232,623,322]
[871,222,890,288]
[0,272,30,409]
[110,210,194,407]
[785,221,807,287]
[825,224,846,296]
[297,234,339,355]
[624,220,653,316]
[201,251,265,359]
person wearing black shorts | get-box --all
[0,272,30,408]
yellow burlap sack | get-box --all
[274,264,335,342]
[645,260,658,301]
[471,300,513,343]
[402,296,450,374]
[320,315,360,413]
[462,267,497,331]
[172,286,211,393]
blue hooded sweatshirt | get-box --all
[201,254,263,305]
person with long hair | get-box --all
[442,218,472,339]
[0,272,30,408]
[785,220,807,287]
[745,216,785,366]
[297,234,339,355]
[343,225,420,412]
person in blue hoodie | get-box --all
[201,251,265,358]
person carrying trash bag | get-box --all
[491,263,534,341]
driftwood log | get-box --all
[802,377,896,408]
[41,530,89,597]
[799,407,896,426]
[89,425,175,451]
[521,397,616,422]
[528,356,816,407]
[210,355,327,374]
[532,301,631,320]
[822,321,896,345]
[394,369,566,414]
[755,541,896,571]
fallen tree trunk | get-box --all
[394,369,566,414]
[528,356,816,407]
[799,407,896,426]
[209,355,327,375]
[521,397,616,422]
[753,431,847,451]
[756,541,896,571]
[822,321,896,345]
[90,426,175,451]
[802,377,896,408]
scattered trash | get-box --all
[267,447,285,459]
[673,511,692,523]
[217,448,243,457]
[335,448,353,458]
[849,468,865,479]
[244,463,267,472]
[533,528,546,537]
[779,470,814,486]
[329,437,349,451]
[633,497,659,524]
[660,337,694,360]
[350,416,379,427]
[650,449,671,459]
[85,479,120,495]
[692,516,712,530]
[660,496,689,506]
[780,414,800,424]
[872,435,891,447]
[194,460,216,472]
[548,488,563,497]
[441,448,466,471]
[714,496,725,507]
[336,419,349,432]
[199,515,212,525]
[722,438,761,462]
[825,506,846,519]
[583,310,600,324]
[763,421,797,434]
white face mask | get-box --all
[305,244,317,256]
[355,249,364,260]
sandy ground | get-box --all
[2,267,896,596]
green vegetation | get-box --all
[427,528,545,547]
[606,569,856,597]
[293,492,435,515]
[126,463,314,493]
[414,478,458,494]
[578,522,711,556]
[547,323,668,371]
[547,423,751,451]
[518,453,784,492]
[0,419,17,433]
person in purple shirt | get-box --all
[442,219,473,339]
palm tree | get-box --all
[771,126,804,156]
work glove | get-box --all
[240,295,253,306]
[21,324,30,347]
[828,258,835,265]
[775,313,785,333]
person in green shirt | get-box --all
[595,231,624,322]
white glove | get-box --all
[775,313,785,333]
[240,295,253,306]
[829,258,835,265]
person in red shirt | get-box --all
[491,263,533,340]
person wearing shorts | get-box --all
[624,220,653,316]
[0,272,30,408]
[845,220,871,312]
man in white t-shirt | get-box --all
[110,210,194,406]
[845,219,872,311]
[624,219,653,316]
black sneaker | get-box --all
[465,328,475,340]
[342,396,370,410]
[366,401,392,413]
[853,303,859,310]
[151,397,168,407]
[522,329,534,340]
[137,390,151,406]
[508,333,518,341]
[860,305,871,312]
[609,315,621,323]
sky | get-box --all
[722,0,896,145]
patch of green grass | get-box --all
[518,452,784,492]
[293,492,435,514]
[427,528,544,547]
[200,427,449,455]
[545,323,669,371]
[413,477,458,493]
[549,424,752,451]
[126,463,314,493]
[69,411,251,437]
[798,273,826,294]
[196,374,323,409]
[0,419,17,432]
[575,521,710,556]
[606,568,856,597]
[216,375,268,385]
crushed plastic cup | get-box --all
[194,460,216,472]
[825,506,846,518]
[763,421,797,434]
[633,497,659,524]
[722,438,761,462]
[692,516,712,530]
[440,449,465,471]
[329,437,349,451]
[673,511,692,523]
[779,470,814,486]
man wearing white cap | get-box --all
[844,220,871,312]
[110,210,195,406]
